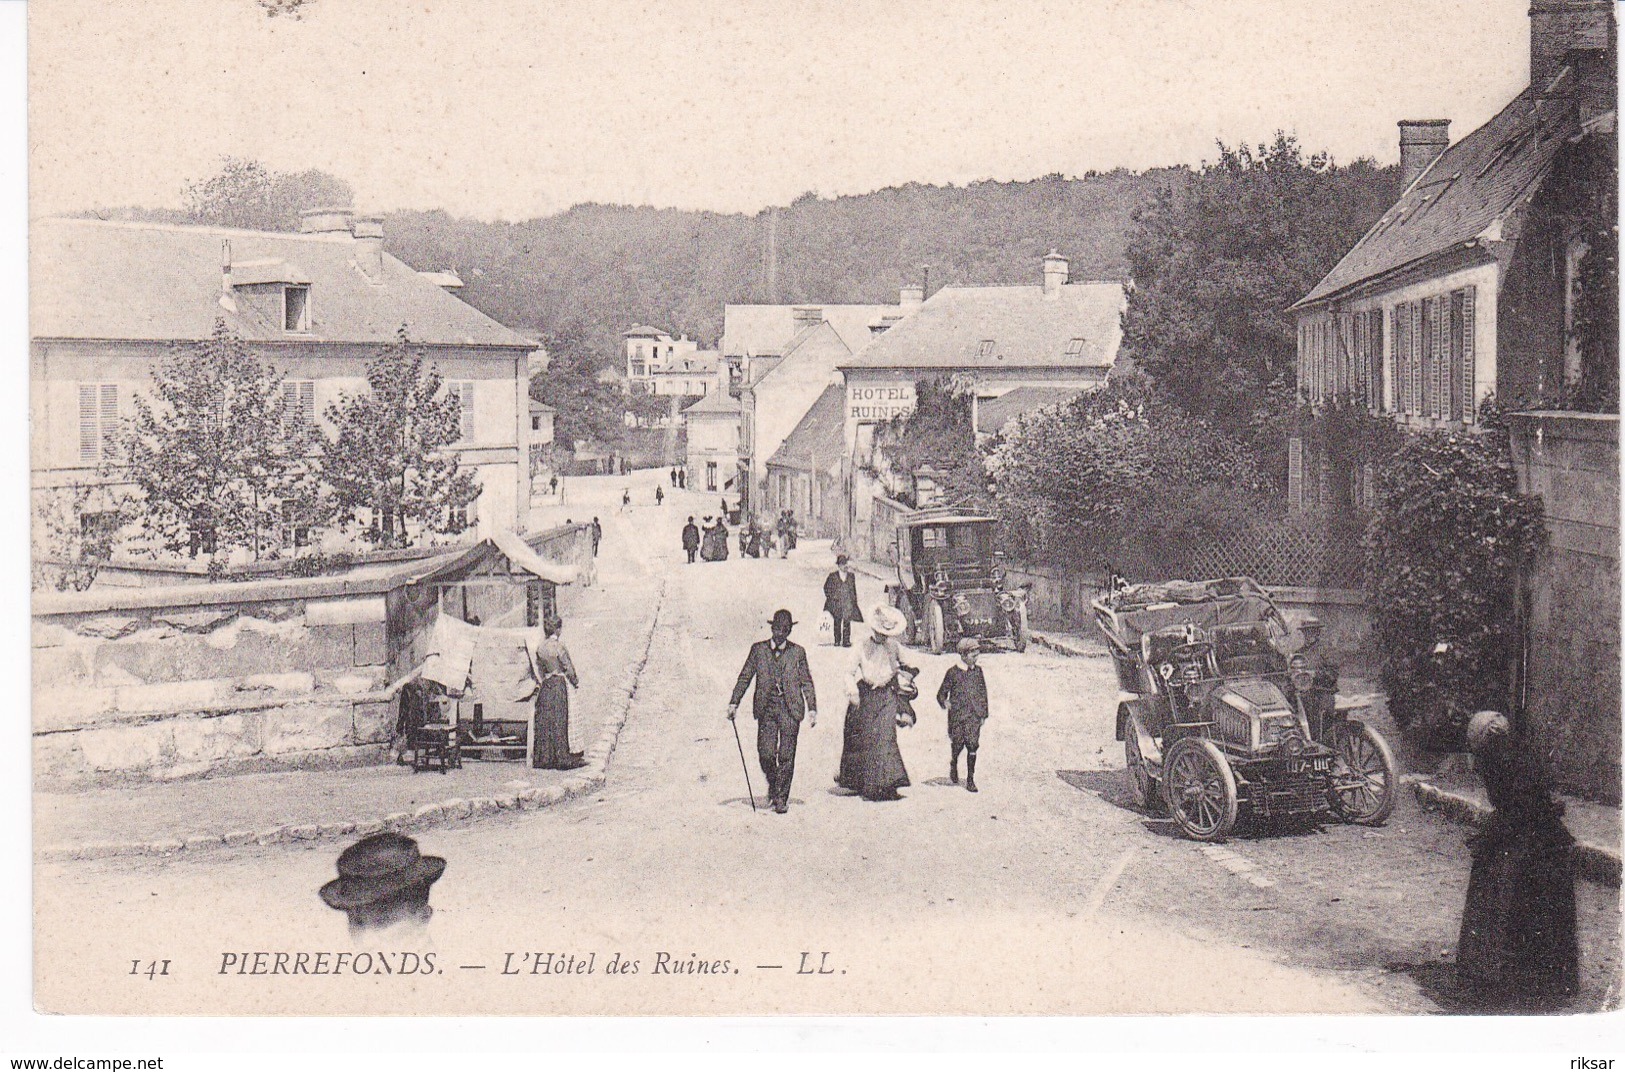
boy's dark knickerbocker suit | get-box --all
[729,631,817,810]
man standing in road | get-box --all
[682,516,700,563]
[728,609,818,814]
[823,554,863,647]
[590,517,602,557]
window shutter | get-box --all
[1288,437,1304,514]
[99,384,118,459]
[78,384,97,462]
[460,381,475,441]
[1371,309,1386,410]
[1408,300,1422,416]
[1460,286,1476,423]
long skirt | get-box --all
[1456,815,1580,1006]
[836,682,910,799]
[532,678,573,769]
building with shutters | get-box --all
[621,325,722,397]
[30,211,541,545]
[1287,0,1616,515]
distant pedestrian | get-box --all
[822,554,863,647]
[936,639,989,793]
[728,609,818,814]
[678,469,687,489]
[670,468,678,487]
[622,488,631,510]
[549,474,559,496]
[701,516,729,561]
[1455,711,1579,1010]
[590,517,602,556]
[682,516,701,563]
[656,486,665,506]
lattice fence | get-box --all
[1172,520,1367,590]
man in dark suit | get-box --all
[822,554,863,647]
[681,517,701,563]
[727,609,817,813]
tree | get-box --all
[985,373,1270,574]
[530,325,629,449]
[322,330,480,547]
[122,322,308,560]
[873,377,987,509]
[1120,134,1398,478]
[181,157,354,232]
[31,483,118,591]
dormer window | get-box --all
[1065,337,1085,356]
[283,285,310,333]
[978,340,995,359]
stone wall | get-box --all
[1510,411,1620,804]
[32,525,597,789]
[33,582,397,789]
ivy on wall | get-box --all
[1363,411,1543,741]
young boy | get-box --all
[936,638,989,792]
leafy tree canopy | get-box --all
[322,329,480,547]
[181,157,354,232]
[1120,133,1398,470]
[122,321,310,559]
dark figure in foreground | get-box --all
[728,609,818,814]
[682,516,701,563]
[320,833,446,937]
[823,554,863,646]
[937,638,989,792]
[527,615,584,770]
[1455,710,1579,1010]
[837,605,914,801]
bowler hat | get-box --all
[768,609,797,630]
[836,553,850,565]
[319,833,446,911]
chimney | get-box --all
[899,284,924,310]
[352,214,385,283]
[1042,250,1069,298]
[298,205,355,234]
[1398,120,1451,189]
[1530,0,1613,97]
[791,306,823,330]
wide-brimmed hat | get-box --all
[871,605,906,637]
[768,609,797,630]
[957,637,981,655]
[319,833,446,911]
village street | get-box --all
[32,476,1620,1017]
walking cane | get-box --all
[729,714,758,812]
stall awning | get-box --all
[491,529,579,585]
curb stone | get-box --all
[1029,631,1109,659]
[1405,775,1621,888]
[42,577,669,863]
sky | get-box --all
[30,0,1531,222]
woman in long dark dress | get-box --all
[1456,710,1579,1008]
[836,606,914,800]
[526,616,584,770]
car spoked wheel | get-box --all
[1326,722,1397,825]
[1162,737,1238,842]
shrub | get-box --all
[1363,422,1543,740]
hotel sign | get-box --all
[848,381,916,421]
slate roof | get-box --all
[976,385,1086,435]
[31,217,536,349]
[721,303,898,358]
[1296,89,1577,307]
[839,282,1125,370]
[621,324,669,338]
[767,384,845,472]
[683,390,741,417]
